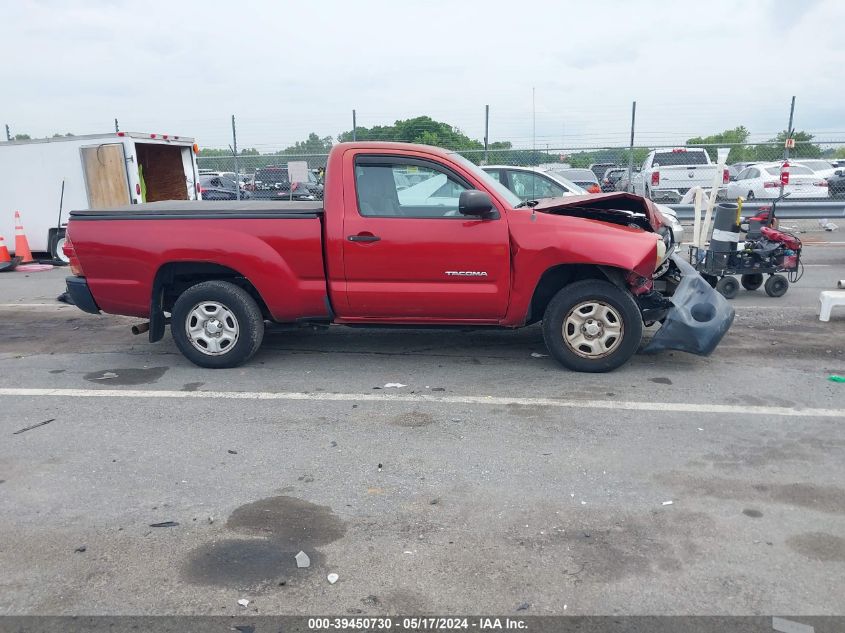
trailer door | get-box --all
[80,144,131,208]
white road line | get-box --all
[0,387,841,418]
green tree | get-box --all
[770,130,821,158]
[686,126,750,162]
[52,132,74,137]
[13,133,31,140]
[338,116,483,151]
[278,132,333,155]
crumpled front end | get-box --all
[642,255,734,356]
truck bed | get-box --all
[70,200,324,220]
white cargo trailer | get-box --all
[0,132,200,261]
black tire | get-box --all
[741,273,764,291]
[171,280,264,368]
[702,274,719,289]
[715,276,739,299]
[49,229,69,265]
[764,274,789,298]
[747,190,755,200]
[542,279,643,373]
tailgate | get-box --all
[655,165,718,186]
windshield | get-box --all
[652,150,709,166]
[541,170,588,194]
[795,161,831,172]
[449,153,522,207]
[765,165,814,176]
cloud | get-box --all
[3,0,844,149]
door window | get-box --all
[355,161,470,218]
[507,171,567,200]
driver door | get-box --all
[341,155,510,321]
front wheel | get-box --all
[171,280,265,368]
[715,276,739,299]
[542,280,643,373]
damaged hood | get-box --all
[532,192,664,232]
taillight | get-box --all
[63,235,84,276]
[651,171,660,186]
[723,168,730,184]
[763,181,780,188]
[781,161,790,185]
[135,183,141,195]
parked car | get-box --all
[481,165,585,200]
[63,141,732,372]
[548,168,602,193]
[484,165,683,246]
[198,175,250,200]
[601,167,629,192]
[827,169,845,198]
[588,162,618,181]
[725,162,829,199]
[793,159,837,179]
[632,148,728,203]
[252,166,323,200]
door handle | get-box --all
[348,234,381,243]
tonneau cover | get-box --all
[70,200,324,219]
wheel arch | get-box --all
[149,262,270,342]
[525,263,629,324]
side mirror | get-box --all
[836,170,844,177]
[459,190,496,218]
[729,176,737,182]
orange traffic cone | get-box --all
[14,211,34,263]
[0,235,10,263]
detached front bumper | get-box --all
[642,256,734,356]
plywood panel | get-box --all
[81,144,130,209]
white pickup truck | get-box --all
[633,148,728,203]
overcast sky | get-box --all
[3,0,844,151]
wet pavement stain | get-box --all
[786,532,845,562]
[183,539,322,587]
[183,496,345,588]
[181,382,204,392]
[649,377,673,385]
[48,369,65,374]
[84,367,169,385]
[742,509,763,518]
[227,496,346,547]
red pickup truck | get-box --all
[64,142,733,372]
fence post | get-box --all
[114,118,119,133]
[483,104,489,165]
[352,110,357,141]
[231,114,240,201]
[780,96,795,199]
[4,124,10,141]
[627,101,637,192]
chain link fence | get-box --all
[197,141,845,203]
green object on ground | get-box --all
[828,375,845,383]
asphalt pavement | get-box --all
[0,242,844,616]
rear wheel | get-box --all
[715,276,739,299]
[542,280,642,373]
[764,274,789,298]
[741,273,764,291]
[747,190,755,200]
[49,229,69,264]
[171,280,264,368]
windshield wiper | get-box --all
[514,199,540,209]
